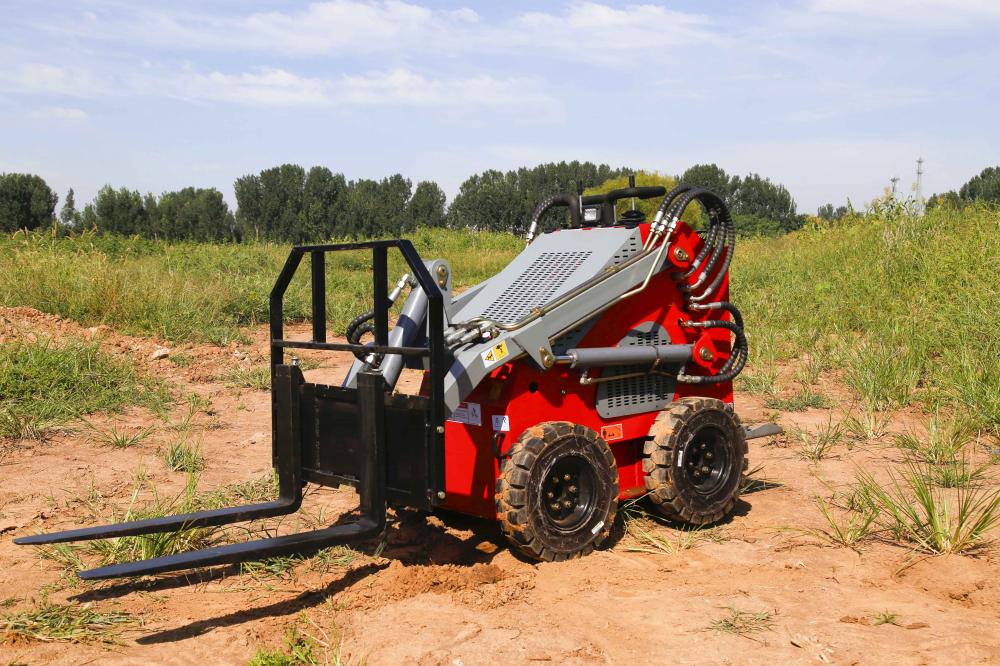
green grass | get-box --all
[734,204,1000,432]
[84,421,156,449]
[843,405,892,443]
[0,227,521,345]
[764,384,830,411]
[794,495,878,552]
[0,600,135,644]
[163,439,204,472]
[0,337,168,440]
[855,464,1000,554]
[85,474,221,566]
[791,414,845,461]
[225,365,272,391]
[3,206,998,432]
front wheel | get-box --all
[495,421,618,562]
[643,397,747,524]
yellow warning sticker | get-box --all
[481,340,509,366]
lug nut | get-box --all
[700,442,707,450]
[705,452,714,461]
[701,465,711,474]
[563,474,571,481]
[546,491,554,499]
[551,476,559,484]
[568,485,577,493]
[563,500,573,509]
[551,502,561,511]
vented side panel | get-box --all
[480,251,592,323]
[610,233,642,265]
[596,322,679,419]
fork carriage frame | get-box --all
[15,241,449,580]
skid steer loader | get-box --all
[16,180,780,578]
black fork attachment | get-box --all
[14,241,448,580]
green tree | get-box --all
[234,164,306,241]
[407,181,447,229]
[302,166,347,240]
[816,203,847,221]
[731,173,800,233]
[0,173,58,231]
[59,188,81,227]
[153,187,234,241]
[88,185,149,235]
[958,166,1000,203]
[926,191,961,210]
[680,163,740,201]
[448,161,625,232]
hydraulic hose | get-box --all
[524,193,582,244]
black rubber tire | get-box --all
[495,421,618,562]
[643,397,747,524]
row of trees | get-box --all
[1,161,819,239]
[927,166,1000,209]
[234,165,446,242]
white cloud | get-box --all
[41,1,715,65]
[32,106,88,121]
[800,0,1000,29]
[167,66,559,114]
[0,63,105,97]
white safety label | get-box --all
[492,414,510,432]
[448,401,482,426]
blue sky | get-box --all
[2,1,998,214]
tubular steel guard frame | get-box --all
[268,240,448,502]
[15,240,448,580]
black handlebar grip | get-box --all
[580,185,667,205]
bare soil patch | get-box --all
[1,307,998,665]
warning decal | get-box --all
[600,423,624,441]
[492,414,510,432]
[480,340,509,366]
[448,402,482,426]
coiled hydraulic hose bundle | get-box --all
[652,186,745,384]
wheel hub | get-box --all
[541,456,596,530]
[684,426,729,493]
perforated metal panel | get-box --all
[610,233,642,265]
[551,322,594,355]
[596,322,679,419]
[479,251,592,323]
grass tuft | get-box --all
[163,439,204,472]
[0,600,135,644]
[794,495,878,552]
[621,502,721,554]
[792,415,844,462]
[871,610,901,626]
[248,617,340,666]
[765,385,829,412]
[855,465,1000,554]
[709,608,774,636]
[225,365,272,391]
[85,421,156,449]
[843,405,892,443]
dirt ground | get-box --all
[1,307,998,665]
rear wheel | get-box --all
[643,397,746,524]
[495,421,618,562]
